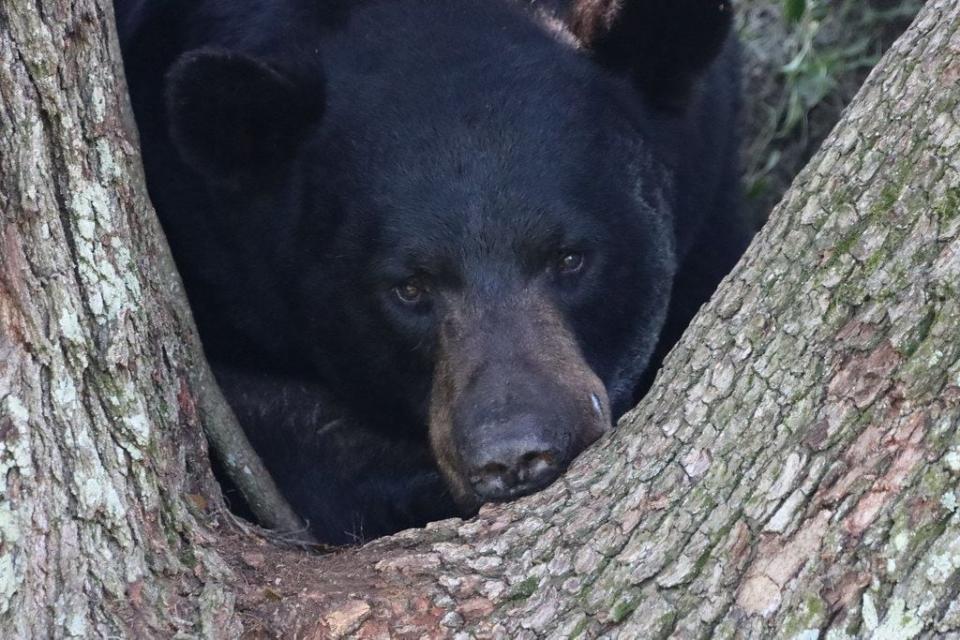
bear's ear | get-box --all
[569,0,733,108]
[165,48,323,183]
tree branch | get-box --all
[107,5,312,541]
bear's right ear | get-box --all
[165,48,324,183]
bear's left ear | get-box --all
[569,0,733,109]
[165,48,324,183]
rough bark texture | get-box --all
[2,0,959,638]
[230,2,960,637]
[0,0,303,636]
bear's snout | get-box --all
[429,290,611,510]
[460,413,567,502]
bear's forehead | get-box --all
[336,127,641,251]
[356,156,650,283]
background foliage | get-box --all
[739,0,924,227]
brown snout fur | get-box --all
[429,289,611,509]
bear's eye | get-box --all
[557,251,585,275]
[394,279,427,305]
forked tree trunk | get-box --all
[1,0,959,638]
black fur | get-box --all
[115,0,750,544]
[166,49,323,182]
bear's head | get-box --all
[163,0,733,511]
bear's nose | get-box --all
[466,428,563,502]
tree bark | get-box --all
[0,0,304,636]
[2,0,959,639]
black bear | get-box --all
[115,0,749,544]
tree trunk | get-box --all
[2,0,959,639]
[0,0,303,636]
